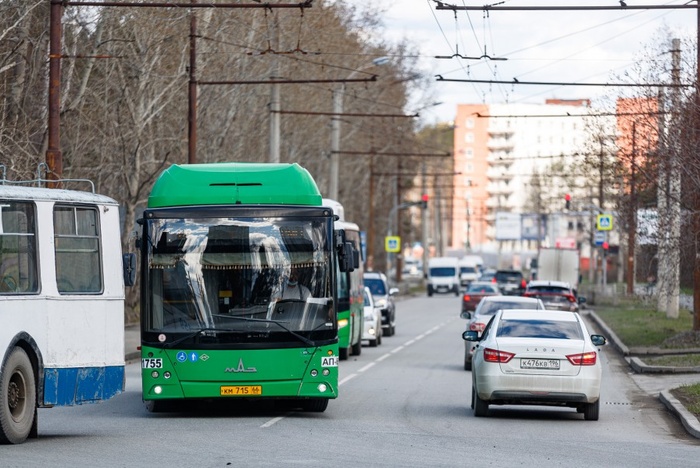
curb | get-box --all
[587,310,700,439]
[659,390,700,439]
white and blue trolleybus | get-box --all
[0,182,134,444]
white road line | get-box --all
[260,416,285,428]
[390,345,405,354]
[358,362,376,373]
[376,354,390,362]
[404,339,416,346]
[339,373,358,385]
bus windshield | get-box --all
[144,216,335,345]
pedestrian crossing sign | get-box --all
[385,236,401,253]
[596,214,613,231]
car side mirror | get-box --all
[590,334,606,346]
[578,296,587,304]
[389,287,399,296]
[460,311,472,320]
[463,330,479,341]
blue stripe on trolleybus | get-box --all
[43,366,125,406]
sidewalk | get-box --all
[586,310,700,439]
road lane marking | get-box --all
[260,416,285,428]
[358,362,376,372]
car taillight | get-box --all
[520,279,527,288]
[523,292,533,297]
[463,295,471,302]
[491,277,497,283]
[470,322,485,332]
[566,352,597,366]
[565,294,576,303]
[483,348,515,363]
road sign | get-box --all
[596,214,613,231]
[385,236,401,253]
[594,231,606,246]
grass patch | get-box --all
[643,354,700,367]
[671,384,700,417]
[595,302,695,348]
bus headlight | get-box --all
[317,384,328,393]
[153,386,163,395]
[338,318,348,329]
[322,369,330,376]
[310,369,318,377]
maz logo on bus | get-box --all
[224,358,257,373]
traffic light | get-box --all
[421,194,429,209]
[602,241,609,251]
[564,193,571,210]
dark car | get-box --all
[493,269,527,295]
[523,280,584,312]
[461,281,500,313]
[363,271,398,336]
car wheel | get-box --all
[0,347,36,444]
[583,399,600,421]
[377,332,382,346]
[473,386,489,417]
[464,352,472,371]
[369,337,378,347]
[470,386,475,410]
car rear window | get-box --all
[495,271,523,282]
[477,301,540,316]
[460,266,477,274]
[467,283,498,293]
[528,286,570,294]
[364,278,386,295]
[496,319,583,340]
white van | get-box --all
[458,257,481,287]
[427,257,460,296]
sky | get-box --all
[340,0,697,125]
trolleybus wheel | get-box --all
[0,347,37,444]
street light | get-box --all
[328,57,389,200]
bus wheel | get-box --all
[351,338,362,356]
[145,400,173,413]
[303,398,328,412]
[339,347,349,360]
[0,347,37,444]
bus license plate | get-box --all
[520,358,560,370]
[220,385,262,396]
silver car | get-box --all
[463,309,607,420]
[461,295,545,371]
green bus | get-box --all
[137,163,356,412]
[322,199,364,360]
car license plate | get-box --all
[520,358,560,370]
[220,385,262,396]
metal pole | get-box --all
[188,0,197,164]
[329,85,342,200]
[367,156,375,270]
[269,12,280,163]
[46,0,63,186]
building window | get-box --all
[465,133,474,143]
[465,164,473,173]
[466,148,474,158]
[466,118,475,128]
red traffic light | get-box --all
[602,241,609,250]
[421,194,429,202]
[564,193,571,201]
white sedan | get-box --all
[362,287,382,347]
[463,309,606,420]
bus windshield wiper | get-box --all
[221,315,315,347]
[163,327,238,348]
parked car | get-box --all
[463,309,606,420]
[461,281,500,313]
[363,271,398,336]
[362,287,382,347]
[523,279,584,312]
[493,269,527,295]
[461,295,545,371]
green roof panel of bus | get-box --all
[148,163,323,208]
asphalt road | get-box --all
[5,294,699,467]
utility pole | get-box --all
[694,2,700,331]
[421,162,429,282]
[188,0,197,164]
[269,12,280,163]
[627,122,637,295]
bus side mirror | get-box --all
[123,253,136,287]
[339,242,355,273]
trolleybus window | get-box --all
[54,205,102,294]
[0,201,38,294]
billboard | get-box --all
[521,213,546,241]
[495,212,522,241]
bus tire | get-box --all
[339,347,349,360]
[0,347,37,444]
[145,400,173,413]
[351,338,362,356]
[302,398,328,412]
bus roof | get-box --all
[148,162,322,208]
[0,185,117,205]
